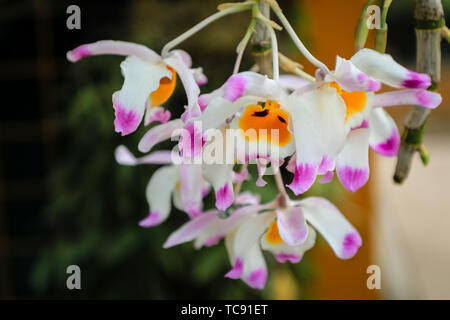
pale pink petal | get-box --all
[67,40,161,62]
[332,56,381,92]
[350,48,431,89]
[276,206,308,246]
[297,197,362,259]
[373,89,442,109]
[369,108,400,157]
[144,106,171,125]
[114,145,174,166]
[138,119,184,153]
[336,128,370,192]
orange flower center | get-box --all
[265,220,284,245]
[330,82,367,121]
[149,65,177,108]
[238,100,291,146]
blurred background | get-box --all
[0,0,449,299]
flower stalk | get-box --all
[161,3,252,58]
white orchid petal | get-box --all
[297,197,362,259]
[336,128,370,192]
[140,166,179,228]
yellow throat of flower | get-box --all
[330,82,367,121]
[238,100,292,146]
[149,65,177,108]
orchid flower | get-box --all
[164,192,361,290]
[195,71,347,195]
[114,145,212,227]
[285,48,442,192]
[67,40,206,135]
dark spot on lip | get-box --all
[252,109,269,117]
[258,101,266,108]
[277,115,287,124]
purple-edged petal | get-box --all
[141,165,179,227]
[179,163,203,218]
[373,89,442,109]
[350,48,431,89]
[336,128,370,192]
[287,162,317,195]
[318,155,335,175]
[331,56,381,92]
[297,197,362,259]
[286,83,347,194]
[163,210,218,248]
[276,206,308,246]
[112,56,172,135]
[230,211,273,269]
[240,243,268,290]
[139,211,161,228]
[225,258,243,279]
[114,145,174,166]
[67,40,161,62]
[319,171,334,184]
[215,183,234,211]
[191,67,208,86]
[144,106,171,125]
[202,162,235,211]
[138,119,184,153]
[369,108,400,157]
[261,226,316,263]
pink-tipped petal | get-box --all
[163,211,218,248]
[275,253,303,263]
[67,40,160,62]
[373,89,442,109]
[372,129,400,157]
[318,155,335,175]
[287,163,317,195]
[341,232,363,259]
[223,74,248,102]
[276,206,308,247]
[332,56,382,92]
[67,44,92,62]
[145,107,171,125]
[336,128,370,192]
[246,268,267,290]
[113,99,140,136]
[351,48,431,89]
[225,258,243,279]
[215,183,234,211]
[336,166,369,193]
[297,197,362,260]
[139,211,161,228]
[402,70,431,89]
[369,108,401,157]
[204,234,223,247]
[138,119,184,153]
[318,171,334,184]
